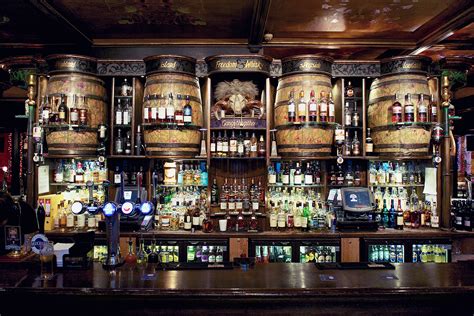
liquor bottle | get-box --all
[304,162,313,185]
[125,131,132,155]
[391,94,402,123]
[123,99,132,126]
[229,130,237,157]
[352,131,360,156]
[346,81,354,98]
[184,206,192,231]
[351,102,359,127]
[244,132,251,157]
[366,128,373,154]
[354,165,361,186]
[336,165,344,185]
[287,90,296,123]
[58,94,67,124]
[211,178,219,205]
[282,164,290,185]
[157,94,166,123]
[216,132,223,157]
[148,240,159,263]
[396,200,404,230]
[115,99,123,125]
[70,95,79,125]
[249,211,258,231]
[328,92,335,123]
[136,239,147,266]
[382,200,389,228]
[430,94,437,122]
[192,207,201,231]
[294,163,302,185]
[417,94,427,122]
[41,96,51,125]
[135,125,143,155]
[258,135,266,157]
[200,163,208,186]
[237,131,245,157]
[250,132,258,158]
[183,95,193,125]
[314,161,321,185]
[345,164,354,186]
[124,237,137,265]
[329,165,336,185]
[175,97,184,126]
[308,90,318,122]
[389,199,396,229]
[344,101,351,126]
[298,90,306,122]
[143,96,151,124]
[166,93,175,123]
[268,165,276,184]
[344,131,352,156]
[75,161,85,183]
[121,78,131,96]
[319,91,328,122]
[210,132,216,156]
[115,129,124,155]
[221,131,229,157]
[220,183,228,211]
[404,93,414,123]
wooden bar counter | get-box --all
[0,262,473,315]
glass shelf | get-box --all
[369,184,424,188]
[142,122,201,130]
[275,121,338,129]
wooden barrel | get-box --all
[45,55,107,156]
[143,55,203,158]
[368,56,432,156]
[275,55,335,158]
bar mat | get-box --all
[335,262,395,270]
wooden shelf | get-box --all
[107,155,147,159]
[211,157,266,160]
[142,122,201,130]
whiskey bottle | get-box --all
[344,131,352,156]
[304,162,313,185]
[221,131,229,157]
[244,132,251,157]
[183,95,193,125]
[294,162,302,185]
[354,165,361,186]
[210,132,216,156]
[344,101,351,126]
[351,102,359,127]
[365,128,373,154]
[430,94,437,122]
[229,130,237,157]
[298,90,306,122]
[396,200,404,230]
[391,94,402,123]
[308,90,318,122]
[404,93,414,123]
[123,99,132,126]
[216,132,223,157]
[314,161,322,185]
[352,131,361,156]
[329,165,336,185]
[250,132,258,158]
[115,129,124,155]
[336,165,344,185]
[319,91,328,122]
[175,96,184,126]
[282,163,290,185]
[70,95,79,125]
[346,81,354,98]
[157,94,166,123]
[115,99,123,125]
[287,90,296,123]
[41,96,51,125]
[237,131,245,157]
[58,94,67,124]
[417,94,427,123]
[258,135,266,157]
[125,131,132,155]
[166,93,175,123]
[328,92,335,123]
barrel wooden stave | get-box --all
[276,127,334,157]
[144,129,201,157]
[46,73,107,127]
[368,74,430,129]
[274,74,332,127]
[368,72,432,156]
[144,73,203,127]
[46,130,97,156]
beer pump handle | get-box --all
[120,171,125,203]
[102,180,110,203]
[86,180,94,204]
[136,170,142,204]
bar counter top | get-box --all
[1,262,473,315]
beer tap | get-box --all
[101,180,123,269]
[334,124,344,165]
[97,124,107,163]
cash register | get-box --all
[332,187,378,231]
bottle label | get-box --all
[184,115,192,123]
[216,142,222,152]
[228,202,235,210]
[59,111,66,120]
[42,110,50,120]
[393,106,402,114]
[222,143,229,152]
[288,103,295,113]
[116,111,122,124]
[366,143,373,153]
[210,143,216,152]
[220,202,227,210]
[123,112,130,125]
[252,202,259,210]
[345,114,352,126]
[268,174,276,184]
[294,175,302,185]
[282,175,289,184]
[158,107,166,119]
[167,107,175,118]
[238,144,244,154]
[309,103,317,112]
[251,145,257,152]
[230,140,237,152]
[236,202,243,210]
[405,105,414,114]
[54,172,63,183]
[175,114,183,122]
[192,216,200,226]
[143,108,149,120]
[320,102,327,112]
[329,104,335,116]
[304,175,313,184]
[70,112,79,122]
[298,103,306,114]
[269,214,277,228]
[152,107,158,119]
[397,216,404,226]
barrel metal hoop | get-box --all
[48,76,105,86]
[145,143,201,149]
[145,78,199,88]
[278,144,332,149]
[374,144,430,149]
[278,152,332,157]
[368,94,431,106]
[145,151,198,156]
[275,123,336,131]
[145,94,201,104]
[277,80,332,90]
[47,143,96,148]
[47,92,107,102]
[371,124,433,133]
[370,78,428,90]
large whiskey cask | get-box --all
[368,56,432,156]
[274,55,335,158]
[142,55,203,158]
[45,55,107,156]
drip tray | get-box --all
[315,262,395,270]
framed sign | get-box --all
[5,225,21,251]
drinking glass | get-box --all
[40,242,55,280]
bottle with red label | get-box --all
[308,90,318,122]
[319,91,328,123]
[404,93,414,123]
[417,94,428,122]
[287,90,296,123]
[391,93,402,123]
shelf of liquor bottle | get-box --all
[43,154,100,160]
[367,155,433,161]
[328,184,362,188]
[341,155,365,160]
[374,122,436,130]
[42,124,97,132]
[146,156,208,160]
[210,156,266,160]
[369,184,425,188]
[155,184,207,188]
[50,182,104,187]
[210,211,266,217]
[114,95,133,99]
[114,124,132,129]
[210,126,267,131]
[270,156,339,161]
[107,155,147,159]
[275,122,337,130]
[141,122,201,130]
[267,184,324,188]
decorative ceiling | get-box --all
[0,0,472,61]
